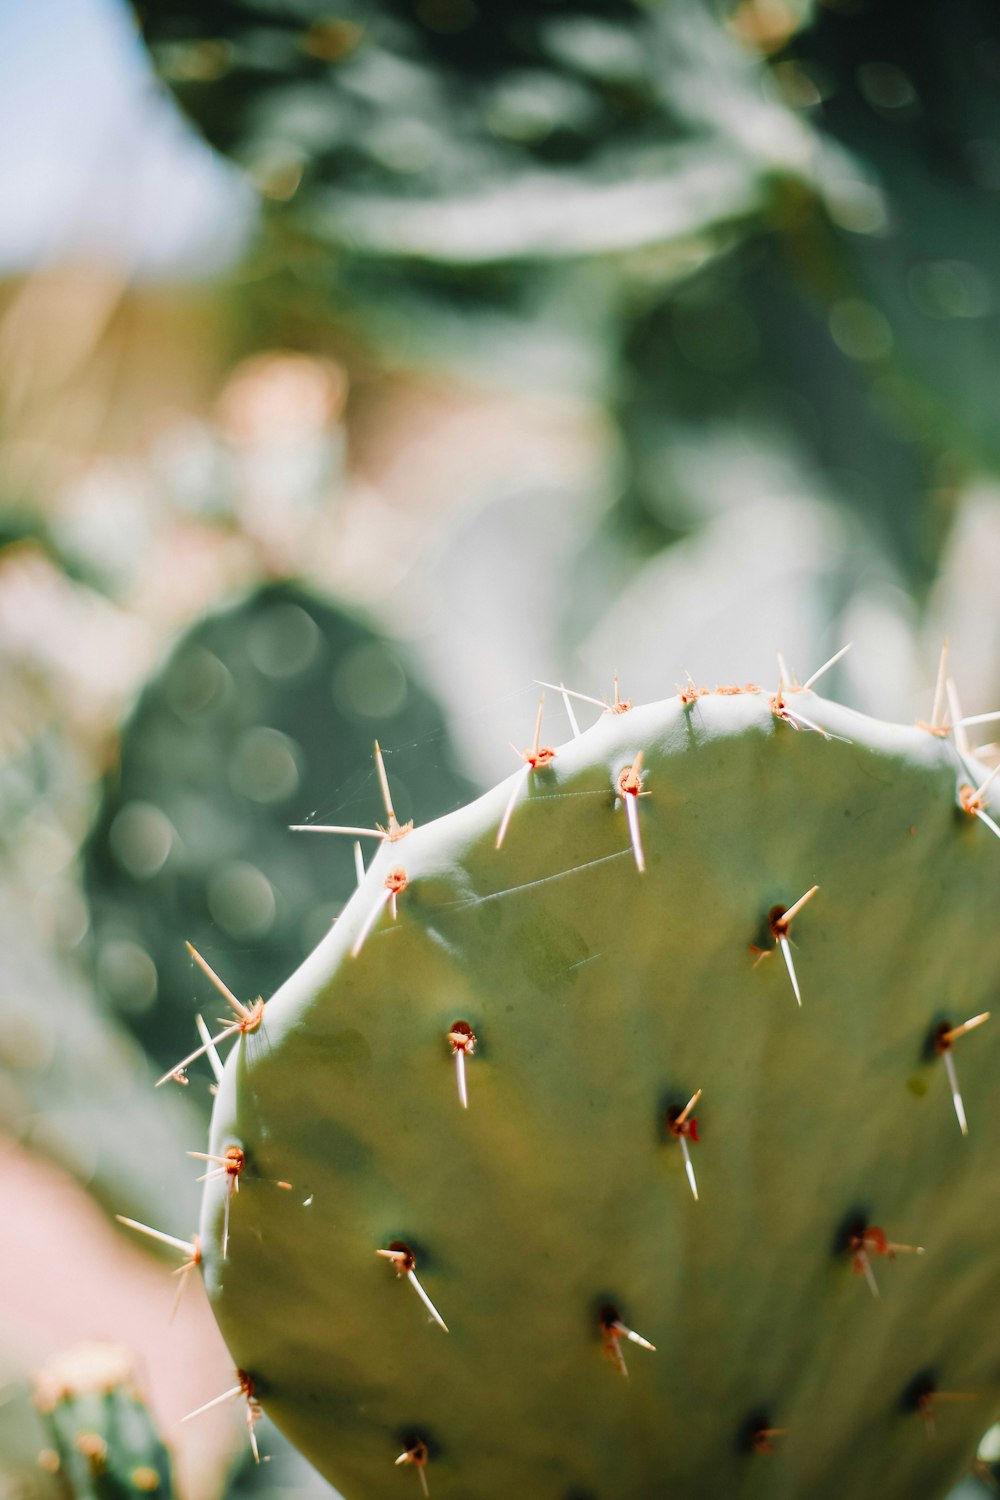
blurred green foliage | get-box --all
[789,1,1000,473]
[140,0,815,397]
[143,0,808,259]
[137,0,1000,595]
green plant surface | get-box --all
[140,0,815,263]
[786,0,1000,475]
[135,0,1000,596]
[136,0,826,398]
[84,581,475,1086]
[33,1344,173,1500]
[191,683,1000,1499]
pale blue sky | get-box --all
[0,0,254,277]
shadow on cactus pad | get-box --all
[83,582,476,1090]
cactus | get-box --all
[169,667,1000,1499]
[84,581,474,1085]
[33,1344,174,1500]
[139,0,812,268]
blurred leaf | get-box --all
[309,140,765,263]
[136,0,1000,591]
[138,0,828,377]
[787,0,1000,470]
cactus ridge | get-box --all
[177,681,1000,1499]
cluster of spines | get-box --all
[125,644,1000,1492]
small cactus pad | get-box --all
[84,582,473,1083]
[33,1344,173,1500]
[198,688,1000,1499]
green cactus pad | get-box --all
[33,1344,173,1500]
[197,687,1000,1499]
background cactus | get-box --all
[33,1343,174,1500]
[136,0,1000,596]
[180,675,1000,1499]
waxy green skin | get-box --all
[199,690,1000,1499]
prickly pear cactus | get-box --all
[33,1344,173,1500]
[188,680,1000,1499]
[84,581,473,1084]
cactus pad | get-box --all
[33,1344,173,1500]
[84,582,473,1083]
[195,686,1000,1499]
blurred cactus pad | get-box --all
[33,1343,173,1500]
[139,0,814,265]
[137,0,1000,588]
[191,681,1000,1499]
[136,0,830,406]
[84,582,474,1078]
